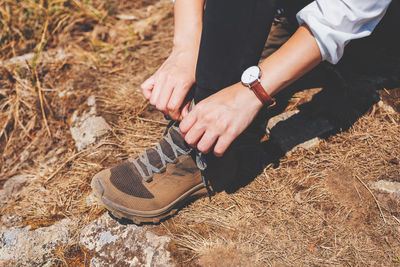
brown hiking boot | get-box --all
[91,124,210,224]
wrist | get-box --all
[241,66,276,108]
[236,83,264,112]
[173,37,200,53]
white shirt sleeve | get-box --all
[297,0,392,64]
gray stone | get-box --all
[377,100,396,113]
[371,180,400,200]
[266,110,299,133]
[0,174,31,209]
[0,218,74,265]
[2,174,29,196]
[85,192,100,207]
[70,96,110,151]
[2,48,67,66]
[80,214,174,267]
[0,214,23,229]
[70,116,110,151]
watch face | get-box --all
[241,66,261,85]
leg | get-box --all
[194,0,278,103]
[91,0,280,224]
[190,0,279,191]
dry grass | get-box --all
[1,0,400,266]
[0,0,173,262]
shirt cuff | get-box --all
[296,0,391,64]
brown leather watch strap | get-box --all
[249,80,276,108]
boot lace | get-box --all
[131,122,188,182]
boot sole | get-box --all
[91,177,207,224]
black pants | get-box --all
[193,0,277,103]
[193,0,313,103]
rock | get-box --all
[294,192,303,204]
[377,100,396,113]
[70,116,110,151]
[0,214,23,229]
[0,218,74,266]
[371,180,400,200]
[70,96,110,151]
[2,174,29,196]
[292,137,321,151]
[85,192,100,207]
[2,48,67,66]
[80,214,174,267]
[269,112,334,154]
[266,110,299,133]
[0,174,30,208]
[87,95,96,107]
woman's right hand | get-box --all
[141,47,197,120]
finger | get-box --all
[156,78,175,113]
[184,123,205,147]
[167,81,191,119]
[179,102,191,120]
[141,75,155,100]
[197,130,218,154]
[149,74,166,106]
[179,109,197,134]
[213,134,234,157]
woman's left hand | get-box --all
[179,83,263,157]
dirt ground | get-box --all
[1,0,400,266]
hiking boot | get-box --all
[91,124,211,224]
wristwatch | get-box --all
[241,66,276,108]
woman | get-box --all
[91,0,392,223]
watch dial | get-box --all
[241,66,260,85]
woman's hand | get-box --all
[141,47,197,120]
[179,83,263,157]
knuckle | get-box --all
[197,145,207,154]
[170,114,179,121]
[177,77,190,87]
[226,127,237,138]
[185,137,195,146]
[149,98,156,105]
[213,148,223,157]
[156,73,166,83]
[142,91,150,100]
[203,113,213,123]
[167,102,177,112]
[164,74,172,83]
[215,124,226,134]
[193,124,204,133]
[194,102,204,111]
[156,104,166,112]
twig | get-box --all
[33,18,51,137]
[306,240,319,251]
[354,174,386,224]
[136,117,168,125]
[34,69,51,137]
[140,37,173,45]
[393,215,400,225]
